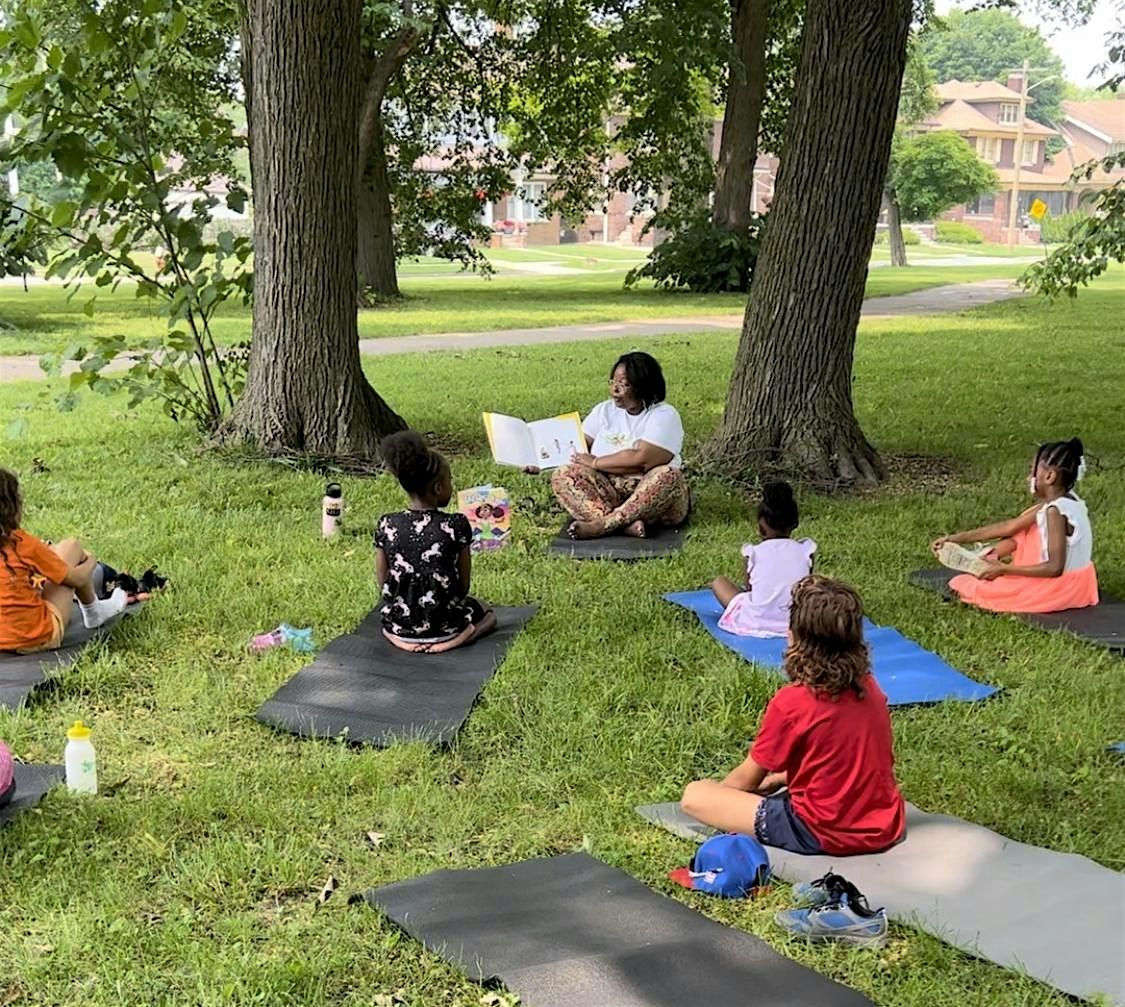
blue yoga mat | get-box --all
[665,590,997,706]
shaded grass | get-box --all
[0,262,1035,357]
[0,273,1123,1006]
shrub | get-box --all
[1039,209,1089,245]
[625,210,766,293]
[874,226,921,246]
[935,220,984,244]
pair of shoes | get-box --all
[774,871,888,947]
[250,624,316,653]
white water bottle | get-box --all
[322,482,344,538]
[65,720,98,795]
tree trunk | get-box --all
[712,0,771,233]
[355,25,421,300]
[229,0,406,458]
[884,191,908,267]
[705,0,912,489]
[356,111,400,299]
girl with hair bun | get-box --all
[933,437,1098,613]
[375,431,496,652]
[711,481,816,637]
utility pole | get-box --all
[1006,59,1029,251]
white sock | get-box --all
[80,587,128,629]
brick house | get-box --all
[920,78,1124,242]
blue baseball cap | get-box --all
[669,833,772,898]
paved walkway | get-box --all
[0,279,1021,382]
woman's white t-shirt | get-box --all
[1036,494,1093,571]
[582,400,684,469]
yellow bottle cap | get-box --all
[67,720,91,741]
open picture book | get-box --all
[937,541,992,578]
[482,411,585,470]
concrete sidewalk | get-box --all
[0,279,1021,382]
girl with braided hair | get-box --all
[933,438,1098,613]
[375,432,496,652]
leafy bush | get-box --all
[625,210,766,293]
[1039,210,1088,245]
[935,220,984,244]
[874,226,921,246]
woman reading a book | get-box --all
[547,351,690,540]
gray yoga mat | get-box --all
[367,852,874,1007]
[637,802,1125,1005]
[910,567,1125,651]
[0,603,136,711]
[548,520,686,560]
[255,606,536,746]
[0,764,64,827]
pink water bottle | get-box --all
[322,482,344,538]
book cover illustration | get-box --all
[458,485,511,552]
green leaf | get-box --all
[13,17,40,50]
[50,201,77,227]
[38,353,62,377]
[82,296,97,317]
[168,9,188,41]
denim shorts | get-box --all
[754,791,823,855]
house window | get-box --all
[519,181,548,222]
[999,103,1019,125]
[967,193,996,216]
[977,137,999,163]
[1021,140,1039,165]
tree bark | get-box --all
[706,0,912,488]
[712,0,771,233]
[884,191,908,267]
[229,0,406,458]
[356,25,421,300]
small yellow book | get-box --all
[937,542,990,578]
[482,411,584,470]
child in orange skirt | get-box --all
[932,438,1097,613]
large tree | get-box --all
[706,0,913,487]
[919,8,1066,127]
[229,0,405,456]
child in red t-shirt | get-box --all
[682,575,905,856]
[0,467,127,654]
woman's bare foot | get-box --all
[622,519,647,538]
[568,519,605,540]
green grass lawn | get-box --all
[1,272,1123,1005]
[1,261,1036,357]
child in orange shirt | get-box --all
[0,468,127,653]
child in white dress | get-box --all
[711,482,816,638]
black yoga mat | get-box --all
[0,604,136,711]
[0,764,64,827]
[910,568,1125,651]
[367,853,874,1007]
[548,520,686,561]
[255,606,536,746]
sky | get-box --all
[933,1,1119,85]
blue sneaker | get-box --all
[775,895,888,947]
[792,871,851,908]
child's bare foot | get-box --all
[568,519,605,540]
[622,520,646,538]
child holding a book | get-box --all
[711,481,816,637]
[682,575,906,856]
[932,438,1097,613]
[376,431,497,652]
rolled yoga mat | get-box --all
[636,802,1125,1006]
[0,764,64,827]
[366,852,875,1007]
[910,567,1125,652]
[548,520,687,561]
[664,590,997,706]
[255,606,536,747]
[0,602,137,711]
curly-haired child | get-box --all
[682,575,905,856]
